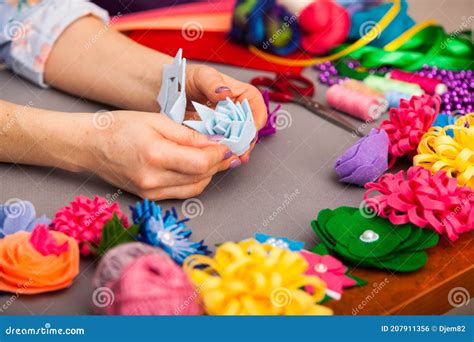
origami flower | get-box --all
[184,239,332,315]
[184,97,257,156]
[0,227,79,294]
[257,90,281,139]
[300,248,360,300]
[334,129,389,186]
[364,166,474,241]
[157,49,187,124]
[414,113,473,189]
[255,233,304,251]
[0,200,50,238]
[312,206,439,272]
[378,94,441,166]
[130,199,209,265]
[50,195,129,256]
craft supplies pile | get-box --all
[1,0,473,316]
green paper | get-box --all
[88,213,139,257]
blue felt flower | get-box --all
[0,200,50,238]
[255,233,304,251]
[130,200,210,264]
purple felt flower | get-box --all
[257,91,281,140]
[334,129,389,186]
[0,200,51,238]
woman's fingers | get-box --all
[138,177,213,200]
[188,65,233,104]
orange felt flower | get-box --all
[0,230,79,294]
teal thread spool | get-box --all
[363,75,424,96]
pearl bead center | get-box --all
[360,229,379,243]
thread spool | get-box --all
[93,242,165,289]
[100,253,203,316]
[387,70,447,95]
[341,79,388,110]
[326,84,385,122]
[384,90,411,108]
[364,75,424,96]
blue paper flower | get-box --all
[255,233,304,251]
[0,200,50,238]
[184,97,257,156]
[130,200,210,264]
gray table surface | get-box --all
[1,0,473,314]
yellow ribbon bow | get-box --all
[183,239,333,315]
[414,113,474,189]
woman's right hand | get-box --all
[85,111,239,200]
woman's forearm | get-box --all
[0,100,95,172]
[44,16,171,112]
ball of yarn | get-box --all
[50,195,129,256]
[93,242,166,289]
[299,0,350,55]
[99,253,202,316]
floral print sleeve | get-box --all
[0,0,109,87]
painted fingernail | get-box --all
[229,159,241,169]
[224,150,233,160]
[215,86,231,94]
[208,134,224,141]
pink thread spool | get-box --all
[341,79,388,109]
[326,84,385,122]
[99,253,203,316]
[387,70,447,95]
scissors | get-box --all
[250,72,364,137]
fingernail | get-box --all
[224,150,233,160]
[229,159,241,169]
[215,86,231,94]
[208,134,224,141]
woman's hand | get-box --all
[88,111,239,200]
[185,64,268,163]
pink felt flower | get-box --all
[364,166,474,241]
[50,196,129,256]
[378,94,440,167]
[29,224,68,256]
[301,250,356,300]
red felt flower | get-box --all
[379,94,441,167]
[364,166,474,241]
[50,196,129,256]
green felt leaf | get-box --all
[311,220,336,248]
[408,229,439,250]
[89,213,139,257]
[310,243,330,256]
[369,251,428,272]
[397,225,423,251]
[346,272,368,287]
[325,213,356,246]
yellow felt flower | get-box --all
[414,113,474,189]
[183,239,332,316]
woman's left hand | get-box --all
[185,64,268,163]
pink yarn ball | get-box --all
[299,0,350,55]
[101,253,203,316]
[50,196,129,256]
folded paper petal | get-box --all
[364,166,474,241]
[335,128,389,186]
[184,97,257,156]
[157,49,187,124]
[0,230,79,294]
[184,239,332,315]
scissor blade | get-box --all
[296,96,364,137]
